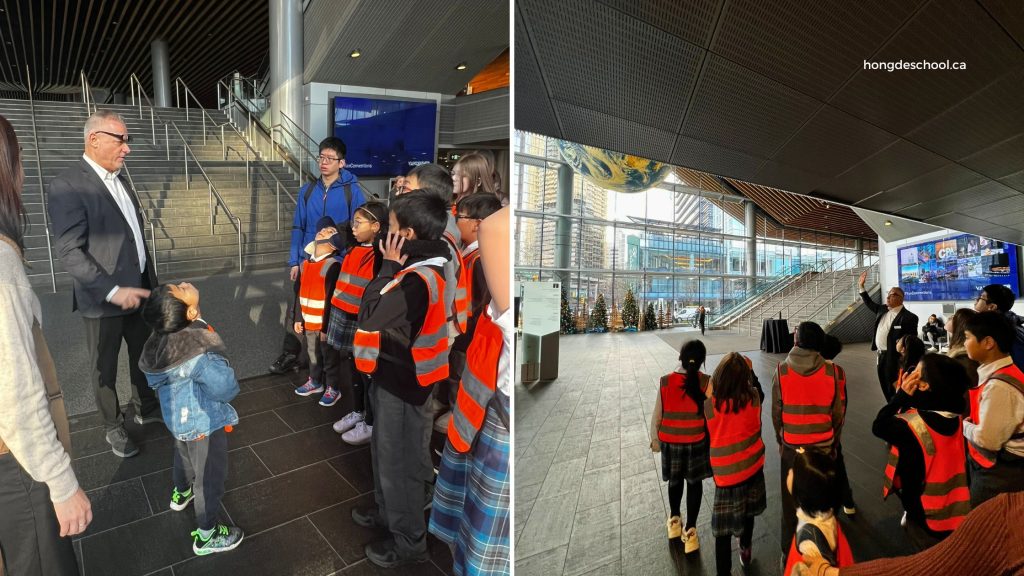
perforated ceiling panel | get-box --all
[303,0,507,94]
[516,0,1024,244]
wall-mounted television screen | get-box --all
[330,96,437,178]
[897,233,1020,301]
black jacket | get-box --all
[860,291,919,353]
[48,158,157,318]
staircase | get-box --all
[719,264,879,336]
[0,98,299,289]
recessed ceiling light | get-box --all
[455,62,467,70]
[350,49,361,58]
[884,220,893,226]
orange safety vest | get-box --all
[330,245,375,314]
[448,307,502,452]
[704,396,765,487]
[657,372,708,444]
[444,230,469,336]
[298,257,332,331]
[778,362,840,446]
[783,524,853,575]
[881,409,970,532]
[462,246,481,321]
[351,265,450,386]
[967,364,1024,468]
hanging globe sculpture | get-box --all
[556,140,672,193]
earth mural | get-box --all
[556,140,672,193]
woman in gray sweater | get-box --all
[0,114,91,575]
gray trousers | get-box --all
[173,428,229,531]
[0,453,79,575]
[369,383,433,556]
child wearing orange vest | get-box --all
[292,217,343,407]
[648,340,712,553]
[874,353,971,551]
[705,353,767,576]
[325,201,388,445]
[783,448,854,576]
[962,311,1024,507]
[772,321,845,562]
[351,192,452,569]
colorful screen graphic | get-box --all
[897,234,1020,301]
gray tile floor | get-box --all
[66,371,455,576]
[514,329,915,575]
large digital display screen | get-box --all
[897,234,1020,301]
[331,96,437,178]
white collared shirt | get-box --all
[461,240,479,258]
[490,300,511,396]
[874,304,903,352]
[82,154,146,302]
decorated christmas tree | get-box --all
[643,303,657,331]
[656,304,665,329]
[622,287,639,329]
[560,288,574,334]
[590,293,609,332]
[575,303,588,333]
[610,301,623,331]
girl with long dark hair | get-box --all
[648,339,712,553]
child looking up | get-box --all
[139,283,243,556]
[293,216,343,407]
[783,448,853,575]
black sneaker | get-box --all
[351,505,386,529]
[364,538,428,569]
[269,352,298,374]
[105,426,139,458]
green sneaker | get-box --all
[191,524,244,556]
[170,486,194,511]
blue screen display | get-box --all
[331,96,437,178]
[897,234,1020,301]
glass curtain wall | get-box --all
[513,131,878,327]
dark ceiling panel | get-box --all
[906,69,1024,162]
[925,213,1024,245]
[818,140,948,205]
[596,0,723,48]
[771,104,899,178]
[711,0,921,101]
[830,0,1024,137]
[670,135,764,181]
[961,134,1024,181]
[897,181,1019,220]
[518,0,704,131]
[751,161,829,195]
[681,55,821,158]
[514,3,561,139]
[967,196,1024,222]
[1001,171,1024,193]
[554,100,677,163]
[979,0,1024,47]
[857,163,988,213]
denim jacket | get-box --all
[139,321,240,441]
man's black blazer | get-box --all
[860,291,919,354]
[48,158,157,318]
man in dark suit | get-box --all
[48,110,159,458]
[858,270,919,402]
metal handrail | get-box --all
[277,111,320,181]
[127,73,159,145]
[764,253,869,332]
[270,118,318,183]
[175,77,230,146]
[215,101,298,230]
[121,163,159,273]
[79,70,94,115]
[28,66,57,291]
[169,121,243,272]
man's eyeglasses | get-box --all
[317,155,339,164]
[95,130,130,144]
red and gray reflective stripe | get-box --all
[352,329,380,373]
[333,272,370,309]
[408,268,450,385]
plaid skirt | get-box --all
[326,308,358,353]
[429,395,510,576]
[660,439,712,483]
[711,469,767,537]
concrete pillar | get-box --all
[745,201,756,292]
[855,238,864,267]
[554,164,573,290]
[150,39,171,107]
[269,0,303,128]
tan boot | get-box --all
[666,516,682,539]
[681,526,700,554]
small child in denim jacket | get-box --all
[139,282,244,556]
